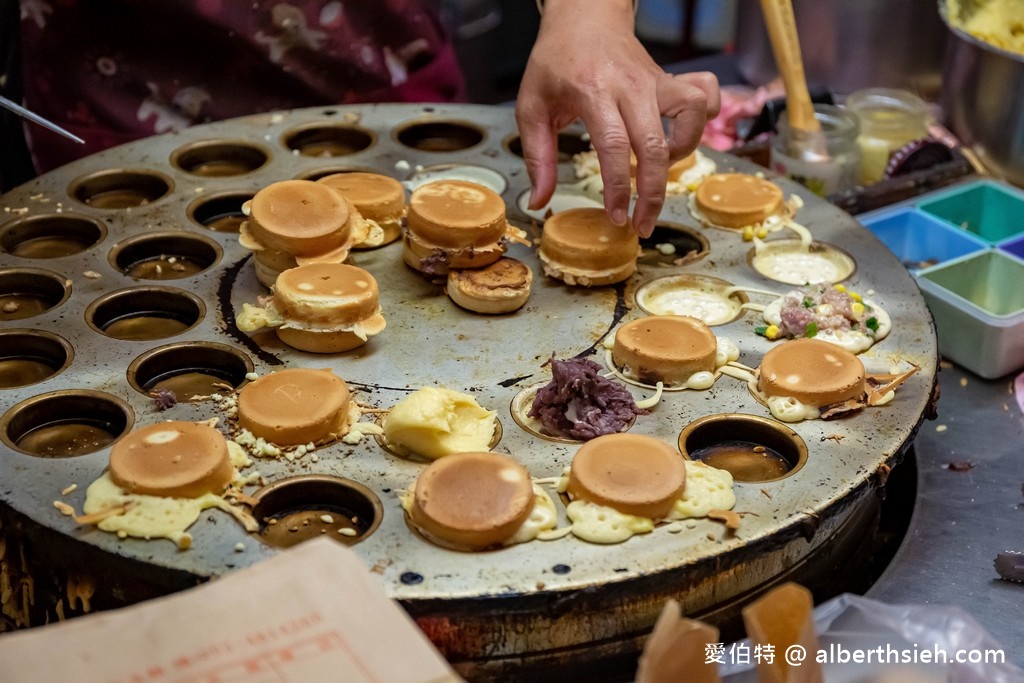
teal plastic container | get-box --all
[918,180,1024,244]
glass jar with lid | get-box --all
[771,104,861,197]
[845,88,930,185]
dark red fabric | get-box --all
[19,0,465,172]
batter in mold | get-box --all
[58,421,258,550]
[554,433,736,544]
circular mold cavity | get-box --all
[282,124,375,157]
[0,329,74,389]
[634,274,747,326]
[374,415,503,463]
[86,286,205,341]
[109,230,222,280]
[294,166,379,181]
[638,223,709,267]
[748,240,856,286]
[505,132,590,162]
[405,164,507,194]
[678,413,807,483]
[509,383,635,444]
[187,191,254,233]
[0,213,106,259]
[250,475,383,549]
[170,139,269,177]
[0,267,72,321]
[127,341,254,401]
[394,120,484,153]
[69,169,173,208]
[516,186,603,222]
[1,389,134,458]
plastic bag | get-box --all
[717,592,1024,682]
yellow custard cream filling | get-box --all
[383,387,496,460]
[561,461,736,544]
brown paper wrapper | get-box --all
[742,582,823,683]
[636,599,722,683]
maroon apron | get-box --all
[19,0,465,172]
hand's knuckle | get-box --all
[597,131,631,155]
[638,135,670,162]
[638,187,667,206]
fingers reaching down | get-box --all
[515,0,719,238]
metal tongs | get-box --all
[0,94,84,144]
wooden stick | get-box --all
[758,0,820,133]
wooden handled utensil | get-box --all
[758,0,827,158]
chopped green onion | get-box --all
[804,322,818,338]
[866,317,879,332]
[754,326,768,337]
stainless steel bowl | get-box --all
[941,0,1024,187]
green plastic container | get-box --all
[916,250,1024,378]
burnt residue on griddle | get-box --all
[498,374,533,388]
[575,281,629,360]
[498,284,627,387]
[216,254,281,367]
[347,380,418,393]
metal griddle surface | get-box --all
[0,104,938,668]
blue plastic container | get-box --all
[860,207,988,271]
[999,234,1024,262]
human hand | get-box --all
[515,0,720,237]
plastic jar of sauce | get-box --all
[845,88,930,185]
[771,104,861,197]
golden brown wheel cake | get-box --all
[612,315,718,386]
[237,368,351,445]
[409,451,535,550]
[538,207,640,287]
[757,337,866,407]
[628,151,697,182]
[693,173,784,229]
[566,433,687,519]
[667,152,698,181]
[402,179,523,275]
[317,172,406,248]
[446,257,533,314]
[108,421,235,498]
[239,179,370,287]
[271,262,386,353]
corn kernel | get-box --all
[742,226,754,241]
[756,227,768,239]
[852,302,865,317]
[687,183,698,192]
[849,291,863,302]
[833,284,847,293]
[765,324,779,340]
